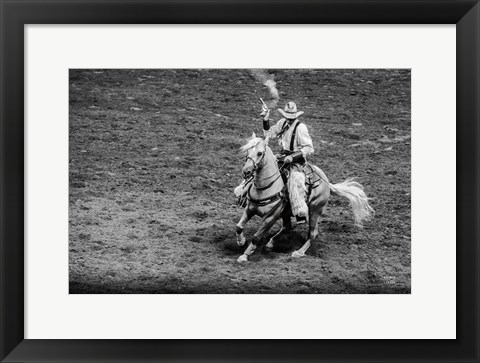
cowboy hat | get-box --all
[278,101,304,120]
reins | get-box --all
[243,146,287,206]
[247,184,287,207]
[254,170,282,190]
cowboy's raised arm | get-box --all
[260,110,282,140]
[259,103,285,139]
[263,116,284,139]
[259,104,274,136]
[260,104,271,132]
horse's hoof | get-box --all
[264,244,273,252]
[237,238,246,247]
[237,255,248,263]
[292,250,305,258]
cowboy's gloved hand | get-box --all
[262,109,270,121]
[284,155,293,164]
[260,104,269,117]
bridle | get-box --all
[240,143,288,208]
[244,150,265,174]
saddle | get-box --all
[278,161,323,189]
[276,150,303,184]
[235,161,323,208]
[276,151,322,182]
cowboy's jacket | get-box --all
[264,118,314,158]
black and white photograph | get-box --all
[3,0,479,359]
[69,68,411,294]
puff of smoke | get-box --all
[250,70,280,108]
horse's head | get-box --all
[240,132,268,179]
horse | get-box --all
[233,133,374,263]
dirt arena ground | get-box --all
[69,69,410,294]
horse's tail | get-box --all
[329,178,374,228]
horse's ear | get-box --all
[251,132,256,140]
[264,135,270,145]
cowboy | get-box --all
[261,101,314,224]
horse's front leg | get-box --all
[236,207,253,246]
[265,211,292,251]
[238,202,285,263]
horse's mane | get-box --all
[240,137,263,153]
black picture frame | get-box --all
[1,1,479,362]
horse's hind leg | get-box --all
[292,207,323,258]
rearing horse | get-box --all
[234,133,373,263]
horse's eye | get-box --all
[257,151,263,156]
